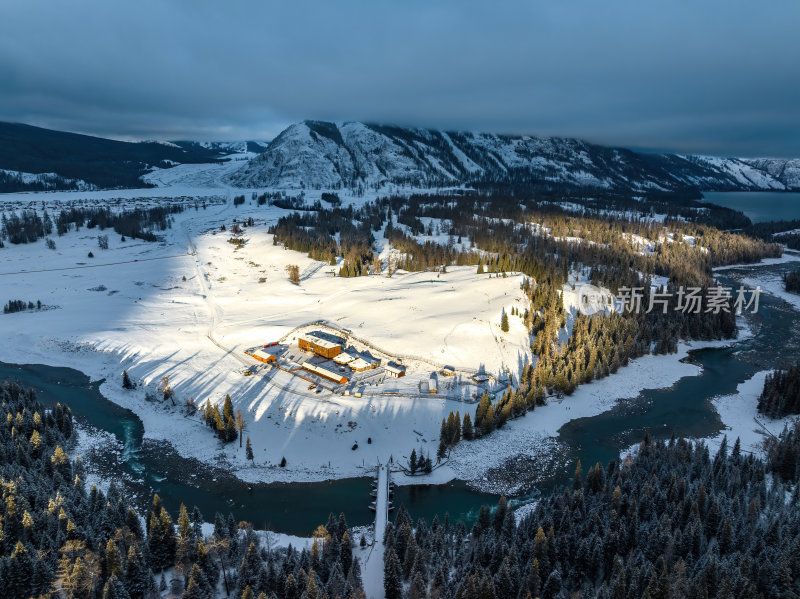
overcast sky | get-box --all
[1,1,798,156]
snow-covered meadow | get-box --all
[2,173,799,494]
[0,185,530,485]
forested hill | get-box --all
[228,120,800,193]
[384,428,800,599]
[0,381,364,599]
[0,122,224,192]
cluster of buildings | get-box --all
[244,331,503,403]
[297,330,406,384]
[244,342,281,364]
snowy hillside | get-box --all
[740,157,800,189]
[0,168,95,192]
[226,120,800,193]
[173,139,270,155]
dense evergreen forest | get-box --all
[385,428,800,599]
[744,220,800,251]
[270,193,780,287]
[271,193,769,415]
[0,203,188,245]
[0,121,221,192]
[0,170,91,193]
[758,361,800,418]
[785,268,800,294]
[0,381,364,599]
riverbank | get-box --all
[0,295,755,500]
[621,370,798,463]
[707,371,797,454]
[0,197,529,487]
[741,271,800,313]
[713,249,800,272]
[393,319,754,495]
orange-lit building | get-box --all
[245,346,279,363]
[298,332,342,358]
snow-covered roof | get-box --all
[300,331,341,350]
[252,349,276,362]
[385,362,406,375]
[349,358,373,370]
[333,351,357,364]
[302,362,347,382]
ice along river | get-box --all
[0,359,496,535]
[1,260,799,536]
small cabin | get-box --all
[385,362,406,378]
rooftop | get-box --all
[300,331,342,350]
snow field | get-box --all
[0,193,529,485]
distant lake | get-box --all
[701,191,800,223]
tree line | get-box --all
[269,192,781,292]
[385,429,800,598]
[271,193,765,457]
[0,380,364,599]
[744,219,800,251]
[0,203,187,246]
[3,299,43,314]
[785,268,800,294]
[758,360,800,418]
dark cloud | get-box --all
[1,0,798,156]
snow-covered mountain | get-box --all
[0,168,95,192]
[739,158,800,190]
[173,140,270,155]
[227,120,800,193]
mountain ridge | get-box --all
[0,121,227,191]
[1,119,797,194]
[227,120,800,194]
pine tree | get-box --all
[437,437,447,461]
[423,455,433,473]
[236,409,245,447]
[493,496,507,532]
[176,503,195,567]
[384,547,403,599]
[105,538,123,578]
[285,573,298,599]
[181,575,204,599]
[102,574,131,599]
[122,370,134,390]
[237,542,263,593]
[528,558,541,597]
[223,394,234,422]
[409,571,427,599]
[246,436,254,462]
[124,545,149,599]
[542,569,562,599]
[340,530,353,575]
[501,310,510,332]
[462,412,473,440]
[305,569,320,599]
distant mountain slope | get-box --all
[740,157,800,189]
[172,140,270,155]
[0,121,224,191]
[227,120,800,194]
